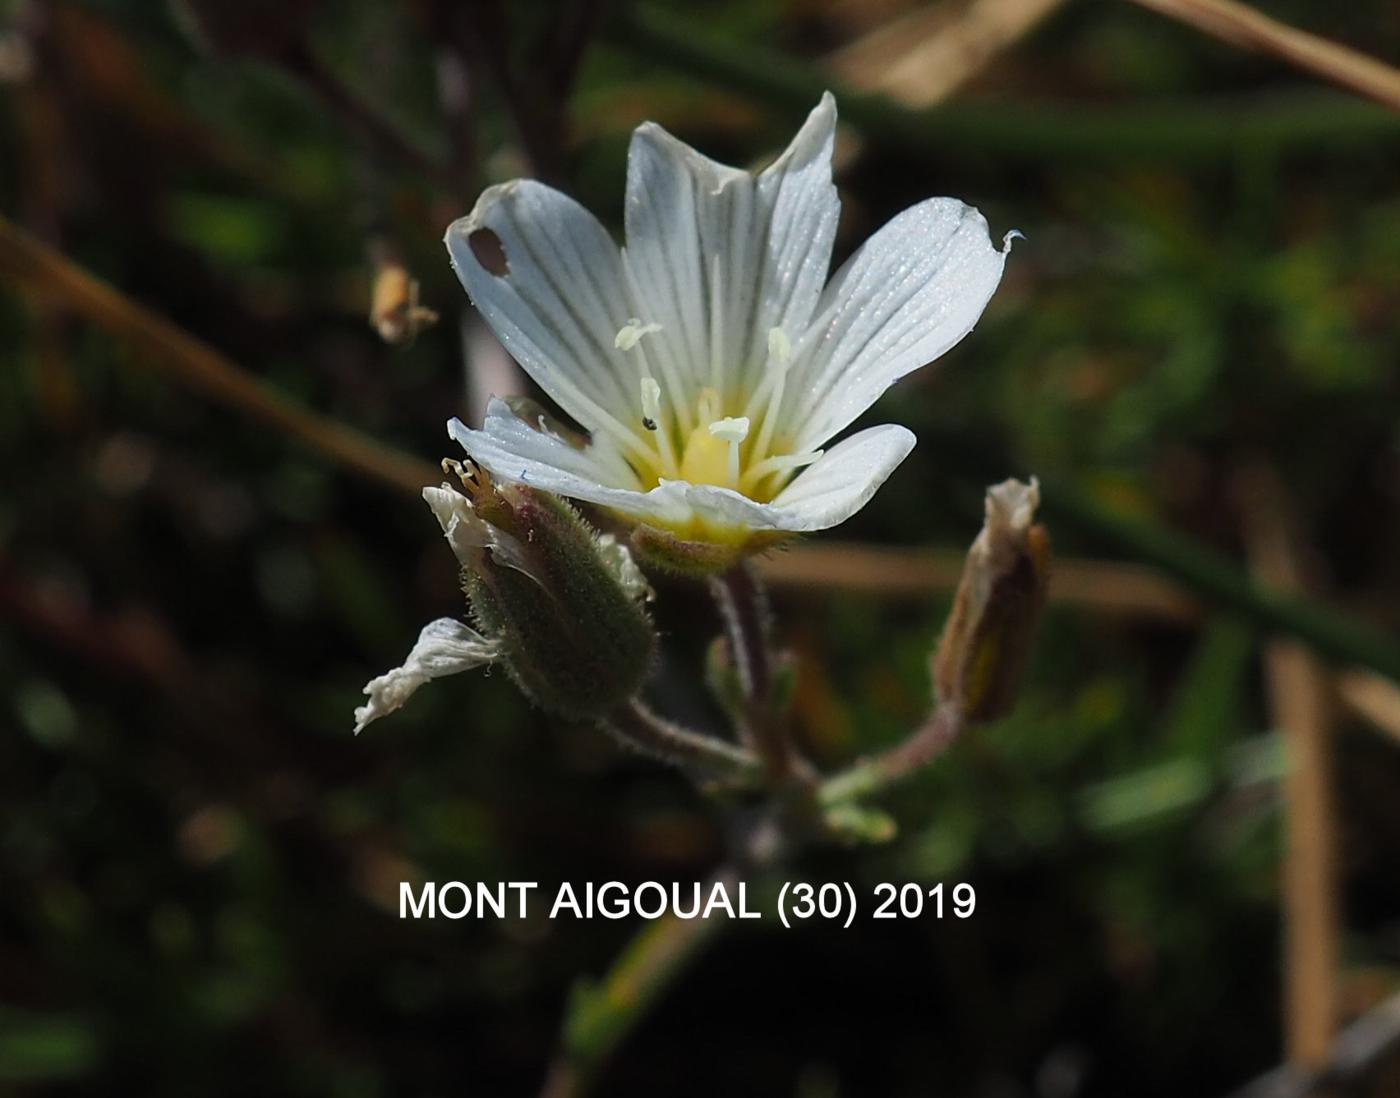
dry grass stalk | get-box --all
[1239,463,1339,1067]
[759,541,1202,620]
[1128,0,1400,113]
[827,0,1066,107]
[1336,670,1400,748]
[0,215,438,497]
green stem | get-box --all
[820,704,965,806]
[607,5,1400,162]
[604,699,761,780]
[711,565,795,782]
[539,869,736,1098]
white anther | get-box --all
[614,318,662,351]
[767,326,791,367]
[707,416,750,443]
[640,377,662,419]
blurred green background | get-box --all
[3,0,1400,1094]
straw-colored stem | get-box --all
[1239,464,1338,1067]
[759,542,1203,622]
[608,6,1400,163]
[1126,0,1400,114]
[0,215,438,497]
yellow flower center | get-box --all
[679,423,734,486]
[613,322,823,522]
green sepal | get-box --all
[629,524,792,577]
[468,488,655,718]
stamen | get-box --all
[767,326,791,363]
[697,387,720,425]
[524,371,663,480]
[741,327,793,420]
[749,326,792,465]
[708,253,724,391]
[639,377,661,430]
[616,315,679,477]
[708,416,749,487]
[442,456,488,500]
[638,377,679,477]
[707,417,750,443]
[620,263,694,436]
[739,448,822,493]
[614,318,662,351]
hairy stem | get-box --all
[819,704,965,806]
[604,699,760,780]
[711,564,793,782]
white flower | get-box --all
[354,618,499,734]
[444,93,1013,548]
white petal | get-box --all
[451,401,912,536]
[443,181,643,441]
[449,400,693,527]
[621,94,841,406]
[678,423,915,533]
[422,483,536,580]
[354,618,498,734]
[790,199,1010,449]
[765,423,915,529]
[595,533,653,601]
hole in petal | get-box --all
[468,229,510,276]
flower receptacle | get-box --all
[630,522,793,577]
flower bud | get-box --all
[429,463,656,719]
[933,478,1049,724]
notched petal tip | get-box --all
[627,117,749,198]
[762,92,839,181]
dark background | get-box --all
[3,0,1400,1094]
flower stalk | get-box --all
[710,564,797,784]
[820,478,1048,808]
[602,700,760,781]
[818,704,965,807]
